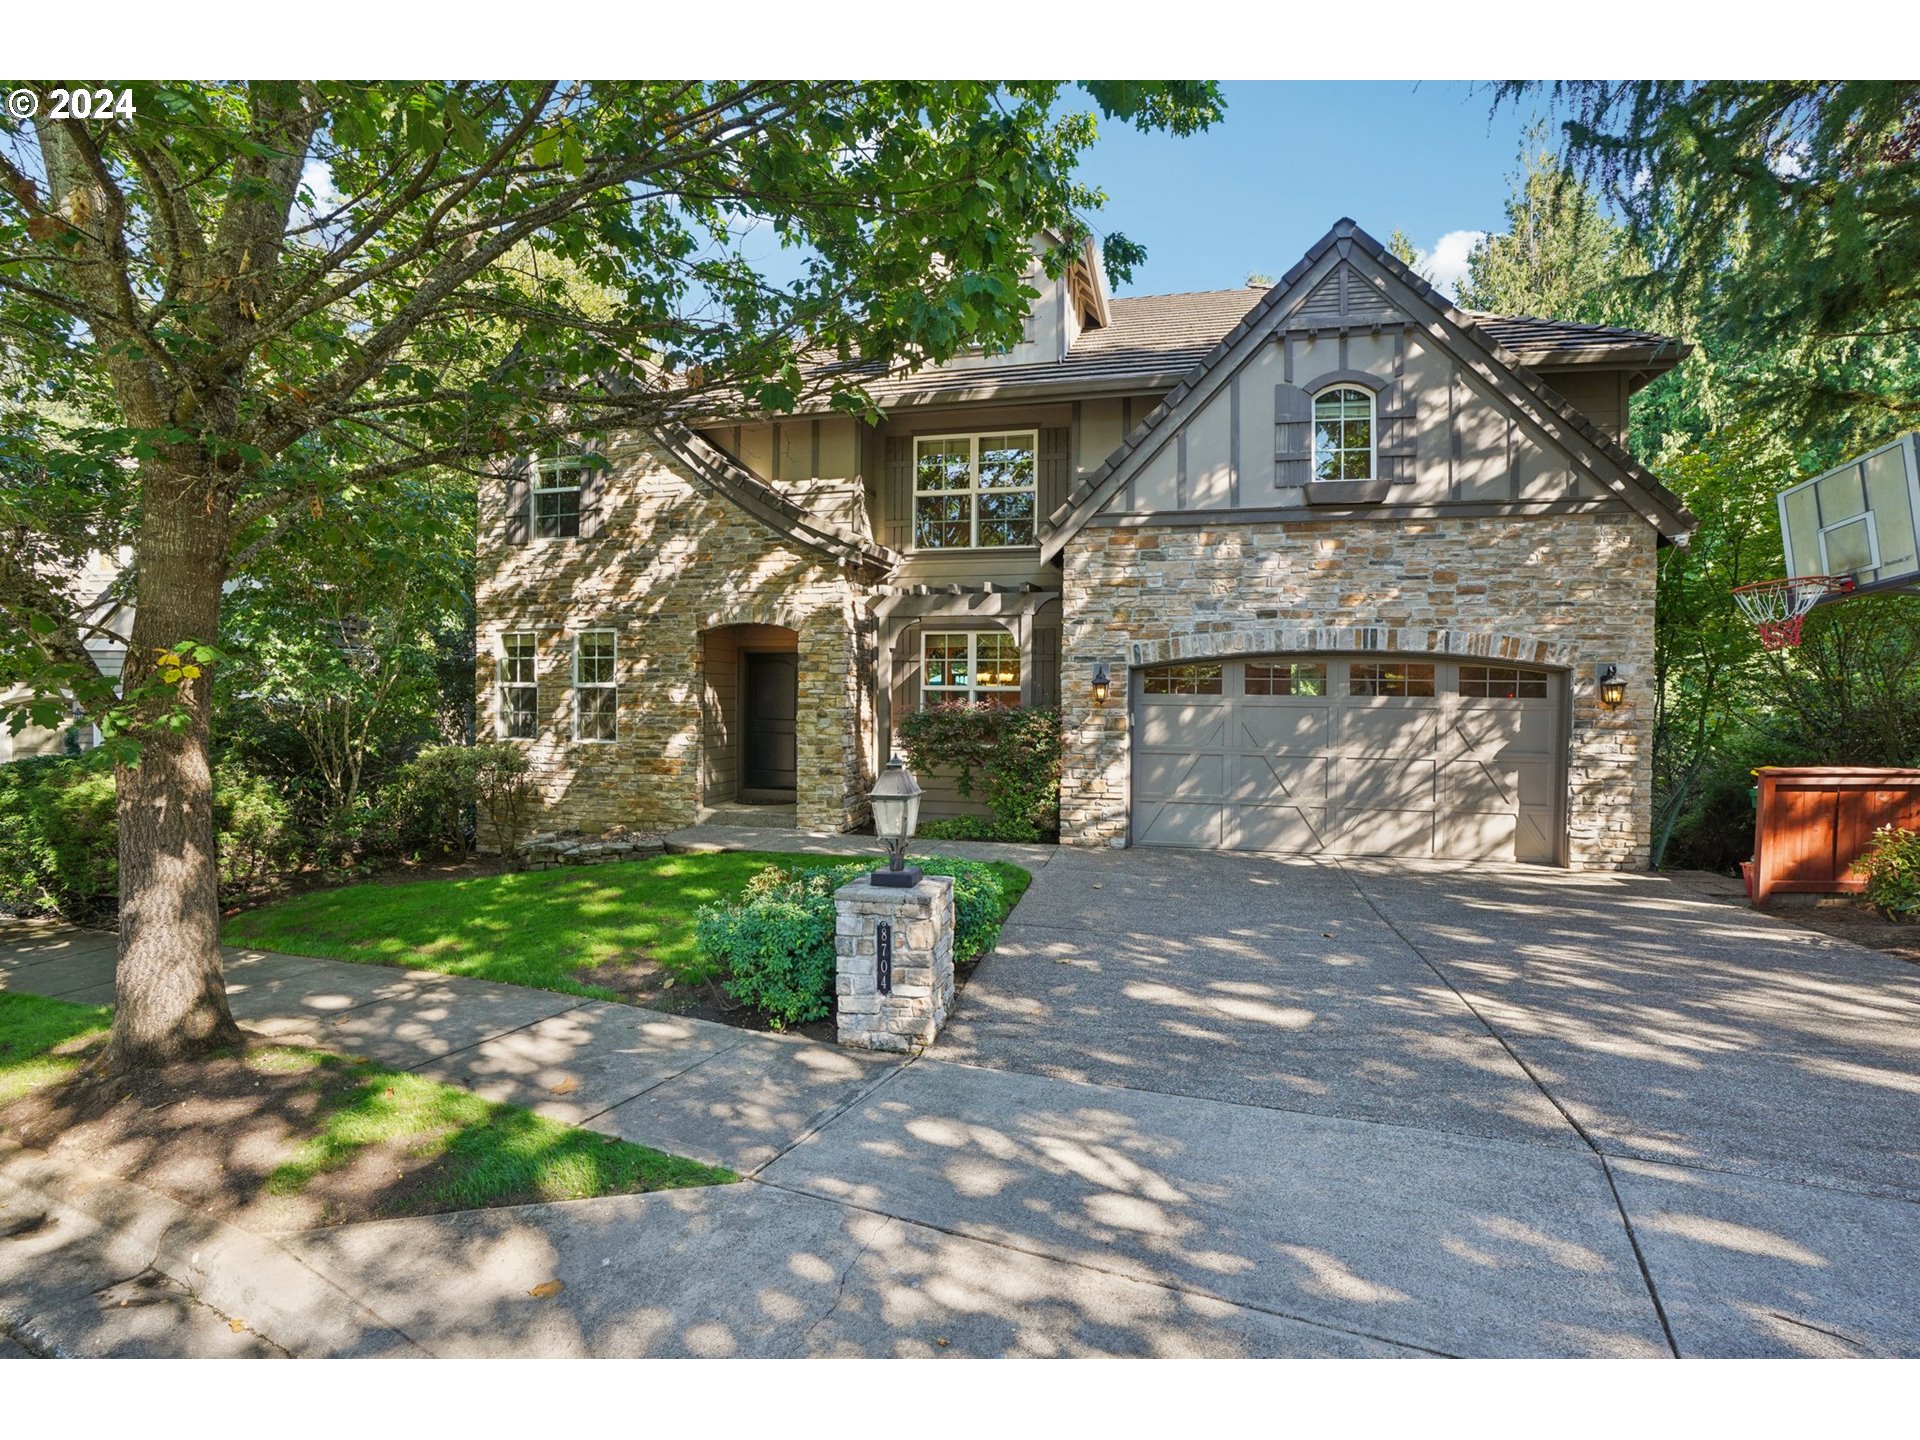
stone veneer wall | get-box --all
[476,434,876,838]
[1059,513,1657,869]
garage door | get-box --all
[1130,655,1564,862]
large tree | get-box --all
[0,80,1223,1071]
[1454,133,1633,326]
[1502,81,1920,445]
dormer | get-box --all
[928,233,1112,374]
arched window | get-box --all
[1312,386,1375,481]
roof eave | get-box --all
[1519,344,1690,371]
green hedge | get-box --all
[694,856,1030,1030]
[0,752,299,919]
[0,754,117,918]
[897,704,1061,842]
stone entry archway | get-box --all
[700,623,800,812]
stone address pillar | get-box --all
[833,874,955,1052]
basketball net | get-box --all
[1731,576,1851,650]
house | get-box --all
[0,548,131,762]
[476,219,1695,868]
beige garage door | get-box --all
[1130,655,1564,862]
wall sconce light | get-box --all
[1598,665,1627,709]
[1091,662,1111,706]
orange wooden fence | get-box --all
[1746,767,1920,908]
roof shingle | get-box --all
[840,288,1685,403]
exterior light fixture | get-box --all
[868,756,923,887]
[1598,665,1627,709]
[1092,662,1111,706]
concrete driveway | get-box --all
[763,848,1920,1357]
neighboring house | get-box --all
[0,548,131,762]
[476,219,1695,868]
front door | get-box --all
[742,652,799,795]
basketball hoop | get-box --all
[1732,575,1852,650]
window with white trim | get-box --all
[573,630,617,741]
[498,633,539,739]
[921,630,1022,709]
[913,432,1037,549]
[533,445,591,539]
[1312,386,1375,481]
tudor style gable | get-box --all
[1041,220,1696,559]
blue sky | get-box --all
[1079,81,1548,299]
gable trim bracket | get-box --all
[653,423,899,578]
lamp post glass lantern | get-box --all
[869,757,923,887]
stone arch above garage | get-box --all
[1125,623,1578,673]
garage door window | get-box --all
[1141,663,1223,695]
[1458,665,1549,700]
[1245,661,1326,696]
[1349,662,1434,697]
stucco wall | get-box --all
[1058,512,1658,869]
[476,435,875,838]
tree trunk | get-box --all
[106,468,243,1072]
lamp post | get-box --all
[869,756,923,887]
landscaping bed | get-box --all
[0,992,734,1230]
[221,849,1031,1033]
[1770,900,1920,966]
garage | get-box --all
[1130,655,1565,862]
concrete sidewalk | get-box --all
[0,918,896,1176]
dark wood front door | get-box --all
[743,652,798,793]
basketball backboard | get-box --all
[1778,432,1920,593]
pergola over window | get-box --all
[1312,386,1375,481]
[922,630,1022,708]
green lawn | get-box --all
[0,991,734,1213]
[0,991,111,1103]
[255,1046,734,1208]
[222,849,1031,1000]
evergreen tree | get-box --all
[1502,81,1920,444]
[1455,135,1633,325]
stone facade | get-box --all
[833,875,957,1052]
[476,433,878,839]
[1058,512,1658,869]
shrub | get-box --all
[0,753,301,917]
[897,704,1061,842]
[918,815,1003,843]
[1858,825,1920,921]
[694,856,1028,1029]
[472,744,533,852]
[389,743,532,859]
[213,760,299,890]
[313,800,399,873]
[0,753,117,917]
